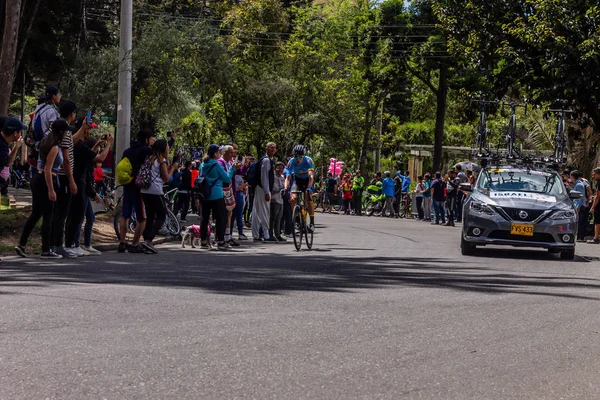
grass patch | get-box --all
[0,195,9,210]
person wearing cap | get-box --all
[16,119,72,259]
[118,129,156,253]
[0,118,26,261]
[0,117,26,190]
[352,170,365,216]
[200,144,240,250]
[49,99,88,258]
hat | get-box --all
[2,118,28,135]
[59,99,78,117]
[207,144,220,156]
[46,86,59,97]
[51,118,74,133]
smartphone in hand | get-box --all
[86,110,93,125]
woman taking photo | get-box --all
[139,139,178,254]
[200,144,239,250]
[16,119,71,259]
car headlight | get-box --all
[550,210,576,220]
[470,201,495,215]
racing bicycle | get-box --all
[548,102,574,164]
[503,102,527,159]
[470,99,499,157]
[291,189,313,251]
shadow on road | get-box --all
[1,247,600,300]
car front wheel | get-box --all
[461,236,476,256]
[560,249,575,260]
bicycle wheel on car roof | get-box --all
[292,205,303,251]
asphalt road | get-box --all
[2,214,600,399]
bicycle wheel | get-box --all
[292,205,303,251]
[304,218,313,250]
[114,208,137,241]
[165,209,181,236]
[113,209,122,239]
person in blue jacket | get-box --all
[200,144,240,250]
[382,171,396,218]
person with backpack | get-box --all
[116,129,156,253]
[199,144,239,250]
[16,119,71,259]
[249,142,277,242]
[26,87,61,172]
[140,139,179,254]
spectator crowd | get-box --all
[4,87,600,263]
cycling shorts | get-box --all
[292,177,310,193]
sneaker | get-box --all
[217,241,231,250]
[587,237,600,244]
[128,243,145,253]
[180,219,187,223]
[14,245,27,258]
[41,251,63,259]
[118,242,128,253]
[56,246,77,259]
[286,233,293,238]
[71,246,87,257]
[228,238,240,247]
[83,246,102,256]
[200,242,209,249]
[307,224,315,233]
[444,222,455,227]
[238,234,249,241]
[265,237,278,243]
[253,237,264,243]
[276,236,287,242]
[141,242,158,254]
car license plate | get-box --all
[510,223,534,236]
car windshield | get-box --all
[477,168,564,196]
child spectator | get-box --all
[94,161,105,195]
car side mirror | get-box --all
[460,183,473,192]
[569,190,583,200]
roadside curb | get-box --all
[94,236,177,252]
[8,194,16,209]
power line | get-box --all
[87,8,439,29]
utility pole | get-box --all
[116,0,133,165]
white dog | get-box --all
[181,224,214,249]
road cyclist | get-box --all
[284,144,316,233]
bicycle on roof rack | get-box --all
[502,102,527,160]
[470,99,499,158]
[547,102,575,165]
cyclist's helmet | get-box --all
[293,144,306,157]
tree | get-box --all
[0,0,22,114]
[435,0,600,131]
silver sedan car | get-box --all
[461,166,581,260]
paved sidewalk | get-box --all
[7,186,32,209]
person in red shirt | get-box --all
[93,162,105,195]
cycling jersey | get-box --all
[286,156,314,180]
